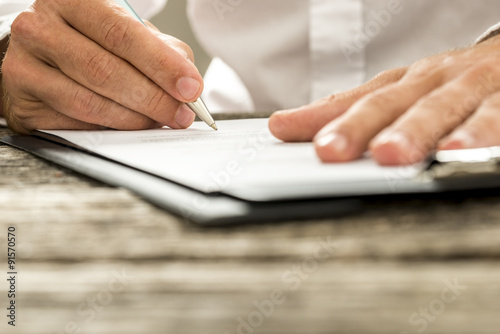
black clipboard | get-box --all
[3,133,500,225]
[1,134,362,225]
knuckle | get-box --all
[364,91,395,109]
[419,89,463,112]
[324,94,336,103]
[419,97,447,112]
[72,87,105,122]
[176,41,195,61]
[149,55,174,80]
[145,88,174,118]
[10,11,38,40]
[159,34,191,53]
[406,65,440,81]
[440,54,460,68]
[84,52,118,87]
[406,55,450,80]
[315,93,347,117]
[102,19,131,51]
[154,33,195,63]
[371,66,407,84]
[416,96,456,121]
[467,111,500,137]
[469,59,500,77]
[313,94,336,107]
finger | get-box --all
[30,17,194,129]
[439,90,500,150]
[371,63,500,165]
[55,0,203,103]
[269,67,407,142]
[2,50,164,130]
[313,70,444,163]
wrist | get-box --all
[0,34,10,117]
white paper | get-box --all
[39,119,424,201]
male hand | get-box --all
[2,0,203,134]
[269,35,500,165]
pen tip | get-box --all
[211,123,218,131]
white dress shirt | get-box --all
[0,0,499,114]
[188,0,500,112]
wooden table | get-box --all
[1,123,500,334]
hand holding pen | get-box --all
[115,0,216,130]
[2,0,215,133]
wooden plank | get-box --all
[7,261,500,334]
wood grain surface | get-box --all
[1,124,500,334]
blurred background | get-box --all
[150,0,212,75]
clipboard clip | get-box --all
[422,147,500,180]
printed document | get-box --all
[38,119,424,201]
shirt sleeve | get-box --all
[475,22,500,44]
[0,0,167,41]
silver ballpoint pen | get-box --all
[114,0,218,131]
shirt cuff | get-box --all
[475,22,500,44]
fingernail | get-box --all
[372,131,425,164]
[373,131,412,152]
[273,108,299,116]
[440,130,476,150]
[316,133,349,154]
[177,77,201,101]
[175,104,196,128]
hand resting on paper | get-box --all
[1,0,203,134]
[269,35,500,166]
